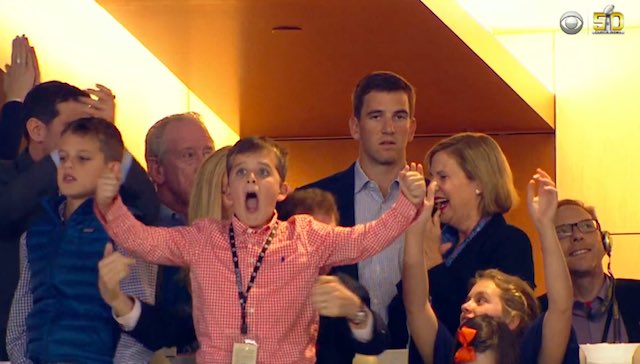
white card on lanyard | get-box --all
[231,340,258,364]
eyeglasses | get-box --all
[555,219,600,239]
[165,147,214,165]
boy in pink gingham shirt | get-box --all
[95,136,425,363]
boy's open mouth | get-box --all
[245,192,259,213]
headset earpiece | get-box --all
[602,230,612,256]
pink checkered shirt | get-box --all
[95,194,417,363]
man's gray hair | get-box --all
[144,112,211,161]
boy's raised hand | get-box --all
[407,180,435,234]
[98,243,135,317]
[406,181,450,268]
[527,168,558,228]
[96,162,121,214]
[399,163,427,207]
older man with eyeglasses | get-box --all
[538,199,640,344]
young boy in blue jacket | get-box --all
[7,117,154,364]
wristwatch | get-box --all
[348,304,368,325]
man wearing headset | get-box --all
[539,199,640,344]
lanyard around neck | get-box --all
[228,221,279,335]
[443,216,492,266]
[600,292,622,343]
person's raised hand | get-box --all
[407,180,435,235]
[3,35,39,102]
[96,162,121,214]
[80,84,116,123]
[399,163,427,207]
[98,243,136,317]
[98,242,135,305]
[410,181,451,268]
[527,168,558,228]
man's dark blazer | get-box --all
[315,273,390,364]
[128,213,197,354]
[538,278,640,342]
[129,299,197,353]
[303,163,403,363]
[0,101,24,160]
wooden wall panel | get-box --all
[278,133,555,294]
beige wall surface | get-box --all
[555,30,640,279]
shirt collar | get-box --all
[49,196,93,223]
[572,275,613,313]
[231,212,279,236]
[353,160,401,194]
[354,160,370,194]
[57,199,67,221]
[595,275,613,301]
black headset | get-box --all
[601,229,612,256]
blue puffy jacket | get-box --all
[26,196,119,364]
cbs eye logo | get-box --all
[560,11,584,34]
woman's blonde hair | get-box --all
[425,133,518,216]
[472,269,539,335]
[182,147,230,288]
[188,146,230,223]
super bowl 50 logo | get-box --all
[593,4,624,34]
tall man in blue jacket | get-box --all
[304,71,417,361]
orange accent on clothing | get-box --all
[454,326,477,363]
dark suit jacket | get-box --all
[304,163,399,363]
[130,299,197,353]
[538,278,640,343]
[0,101,24,160]
[124,206,196,353]
[428,214,535,334]
[129,259,196,353]
[316,273,390,364]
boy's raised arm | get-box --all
[310,163,426,267]
[94,167,200,267]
